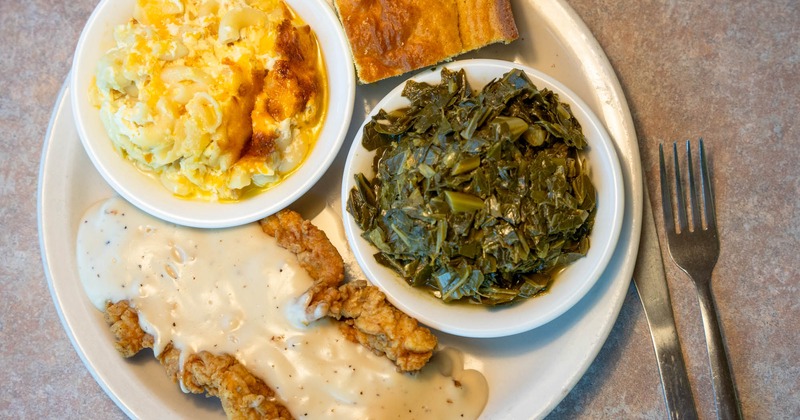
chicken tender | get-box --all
[327,281,438,372]
[104,301,292,419]
[99,209,438,419]
[260,210,438,372]
[259,209,343,289]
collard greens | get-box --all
[347,68,596,305]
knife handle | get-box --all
[649,320,699,419]
[635,185,698,420]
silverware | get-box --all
[634,183,698,419]
[659,139,742,419]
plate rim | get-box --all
[526,0,643,417]
[38,81,137,418]
[38,0,644,417]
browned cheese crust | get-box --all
[244,4,324,164]
[333,0,519,83]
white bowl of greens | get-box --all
[342,59,624,338]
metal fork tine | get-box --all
[659,144,676,233]
[686,140,701,232]
[658,139,739,418]
[672,142,688,233]
[699,139,717,230]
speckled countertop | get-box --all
[1,0,797,418]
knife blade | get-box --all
[633,184,698,419]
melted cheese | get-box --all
[93,0,326,200]
[76,197,488,418]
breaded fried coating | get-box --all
[104,300,152,357]
[100,210,438,419]
[169,348,292,420]
[259,209,344,289]
[104,301,292,420]
[261,210,438,372]
[327,281,438,372]
[259,210,345,320]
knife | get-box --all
[633,184,698,419]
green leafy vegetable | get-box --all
[346,67,596,305]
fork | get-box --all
[659,139,742,419]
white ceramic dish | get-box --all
[41,0,644,418]
[341,59,625,338]
[69,0,355,228]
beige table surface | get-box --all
[2,0,798,418]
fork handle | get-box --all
[695,280,743,419]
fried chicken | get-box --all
[259,210,438,372]
[326,281,439,372]
[259,209,343,289]
[104,301,292,419]
[100,209,437,418]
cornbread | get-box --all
[92,0,325,200]
[333,0,518,83]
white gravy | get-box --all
[76,197,488,419]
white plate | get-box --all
[342,59,625,338]
[39,0,643,418]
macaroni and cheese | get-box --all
[93,0,326,200]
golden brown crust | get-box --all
[175,350,293,420]
[104,300,153,358]
[333,0,462,84]
[242,130,277,159]
[261,210,437,372]
[248,14,323,162]
[104,301,292,419]
[263,21,319,122]
[258,209,344,289]
[457,0,519,51]
[100,210,436,418]
[328,281,438,372]
[334,0,518,83]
